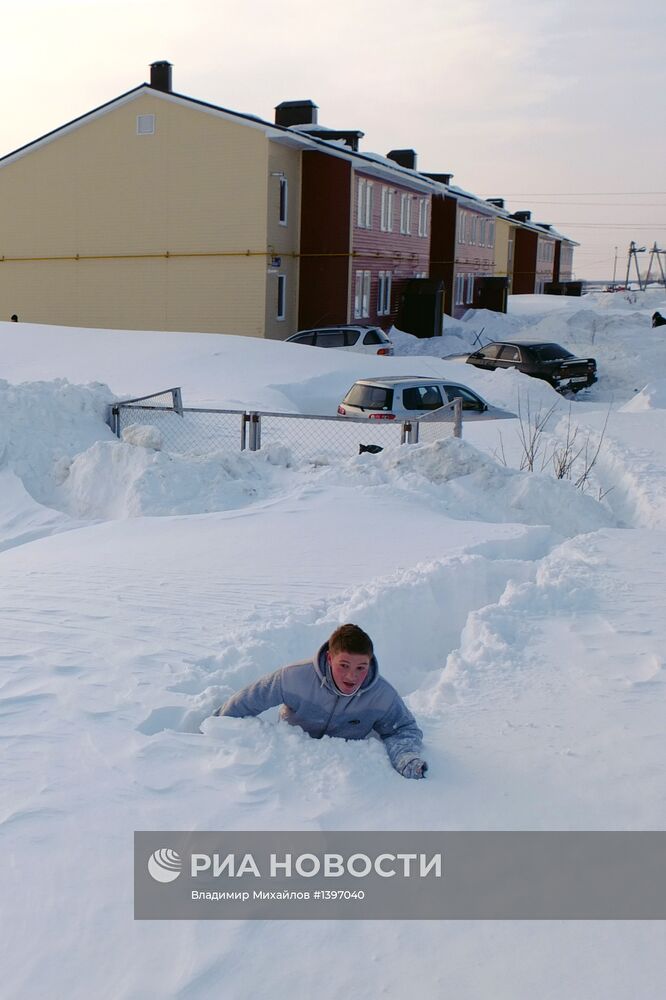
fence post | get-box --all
[108,405,120,437]
[241,413,249,451]
[453,397,463,438]
[172,388,184,417]
[248,412,261,451]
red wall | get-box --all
[351,172,431,328]
[299,151,352,328]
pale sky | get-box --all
[2,0,665,279]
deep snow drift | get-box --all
[1,288,666,1000]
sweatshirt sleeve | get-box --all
[216,668,284,718]
[373,693,424,773]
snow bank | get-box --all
[0,379,113,506]
[59,439,293,519]
[326,437,615,537]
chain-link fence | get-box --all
[108,389,461,462]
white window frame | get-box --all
[458,211,466,244]
[380,187,394,232]
[417,198,429,237]
[276,274,286,321]
[466,273,475,303]
[454,273,465,306]
[400,194,411,235]
[488,220,495,248]
[354,270,371,318]
[357,178,373,229]
[279,177,288,226]
[377,271,392,315]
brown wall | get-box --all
[513,228,538,294]
[298,151,351,328]
[429,194,457,315]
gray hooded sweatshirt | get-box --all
[217,642,424,774]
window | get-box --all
[454,273,466,306]
[314,331,346,347]
[478,344,503,360]
[380,187,394,231]
[377,271,392,315]
[466,273,475,303]
[402,385,444,411]
[136,114,155,135]
[363,330,384,345]
[344,384,392,410]
[276,274,286,320]
[357,178,373,229]
[400,194,411,234]
[444,386,485,411]
[469,217,477,246]
[499,345,521,362]
[458,211,466,244]
[488,220,495,248]
[354,270,371,318]
[417,198,429,237]
[279,177,288,225]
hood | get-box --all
[313,641,380,698]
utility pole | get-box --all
[625,241,646,291]
[644,242,666,287]
[612,246,618,287]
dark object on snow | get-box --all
[359,444,383,455]
[652,311,666,328]
[10,314,18,322]
[466,340,597,392]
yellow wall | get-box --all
[0,92,290,336]
[494,218,516,292]
[264,142,301,340]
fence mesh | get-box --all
[111,388,457,462]
[258,413,406,462]
[115,404,245,455]
[414,415,456,445]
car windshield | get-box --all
[343,384,393,410]
[530,343,574,361]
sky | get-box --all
[1,0,665,280]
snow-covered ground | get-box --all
[1,289,666,998]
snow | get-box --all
[1,288,666,998]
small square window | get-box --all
[137,114,155,135]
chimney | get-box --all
[511,210,532,223]
[150,61,173,93]
[487,198,505,209]
[386,149,417,170]
[423,172,453,185]
[275,100,318,127]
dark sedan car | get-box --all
[465,341,597,392]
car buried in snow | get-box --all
[285,325,394,355]
[337,376,514,422]
[464,340,597,392]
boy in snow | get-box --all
[216,624,428,779]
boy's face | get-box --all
[328,649,371,694]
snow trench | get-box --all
[136,534,554,736]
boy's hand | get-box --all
[399,758,428,779]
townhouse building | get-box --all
[0,62,577,337]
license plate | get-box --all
[563,376,587,384]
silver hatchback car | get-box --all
[337,376,513,421]
[285,325,393,356]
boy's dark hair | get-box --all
[328,623,373,657]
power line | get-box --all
[496,191,666,197]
